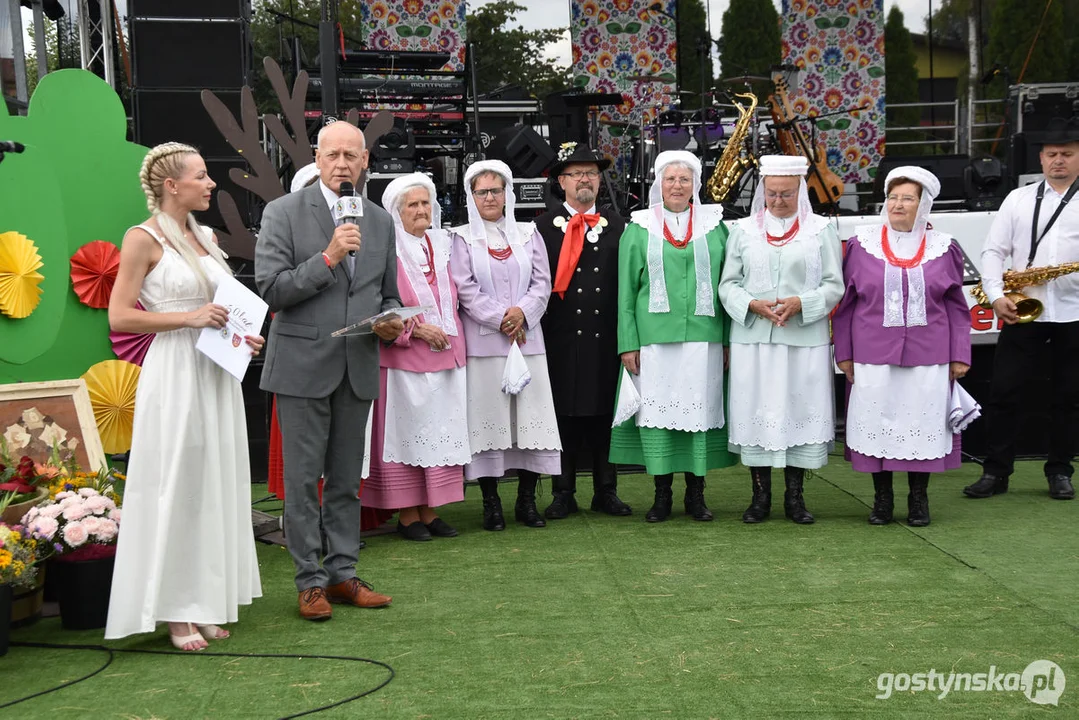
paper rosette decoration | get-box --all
[81,359,141,454]
[70,240,120,309]
[110,300,155,366]
[0,231,45,318]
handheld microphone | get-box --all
[331,181,363,257]
[0,141,25,154]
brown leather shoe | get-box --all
[326,577,392,608]
[298,586,332,621]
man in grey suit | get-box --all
[256,121,404,621]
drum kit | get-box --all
[603,74,775,212]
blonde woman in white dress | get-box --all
[105,143,263,651]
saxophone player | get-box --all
[966,117,1079,501]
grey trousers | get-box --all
[277,381,371,591]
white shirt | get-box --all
[481,218,508,249]
[663,207,691,236]
[981,180,1079,322]
[562,202,597,217]
[318,180,339,210]
[764,211,796,236]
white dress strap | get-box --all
[133,223,169,246]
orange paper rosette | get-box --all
[0,230,45,318]
[70,240,121,309]
[81,359,140,454]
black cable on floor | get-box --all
[1,641,395,719]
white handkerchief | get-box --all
[501,340,531,395]
[949,382,981,433]
[612,367,642,427]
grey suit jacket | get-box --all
[255,182,401,399]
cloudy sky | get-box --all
[474,0,934,70]
[6,0,934,67]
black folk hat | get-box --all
[1036,117,1079,146]
[549,141,611,179]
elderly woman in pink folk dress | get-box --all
[360,173,471,542]
[449,160,562,532]
[832,165,972,527]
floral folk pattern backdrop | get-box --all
[570,0,679,184]
[360,0,467,70]
[780,0,886,185]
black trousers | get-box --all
[983,320,1079,478]
[552,413,616,492]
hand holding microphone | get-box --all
[327,180,363,266]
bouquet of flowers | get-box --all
[22,488,121,563]
[0,521,43,588]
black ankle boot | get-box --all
[591,466,632,516]
[645,474,674,522]
[869,472,894,525]
[783,467,815,524]
[684,474,714,521]
[514,471,546,528]
[544,473,578,520]
[742,467,772,523]
[907,472,930,526]
[478,478,505,531]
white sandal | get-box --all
[197,624,230,640]
[169,623,207,651]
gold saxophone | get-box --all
[705,91,757,203]
[971,262,1079,323]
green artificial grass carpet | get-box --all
[2,455,1077,719]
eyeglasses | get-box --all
[765,190,798,200]
[561,170,600,180]
[886,194,919,206]
[472,187,505,199]
[662,176,693,186]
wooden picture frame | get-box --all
[0,379,107,471]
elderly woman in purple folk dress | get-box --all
[449,160,562,532]
[832,166,972,527]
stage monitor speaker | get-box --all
[486,124,556,178]
[134,89,240,158]
[132,20,248,88]
[873,154,969,203]
[130,0,247,20]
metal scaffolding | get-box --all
[76,0,113,88]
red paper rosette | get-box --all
[110,300,155,366]
[70,240,121,309]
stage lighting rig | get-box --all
[370,117,417,174]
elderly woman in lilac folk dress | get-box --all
[361,173,471,541]
[449,160,562,531]
[832,166,972,526]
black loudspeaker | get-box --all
[132,21,248,89]
[486,124,556,178]
[874,154,970,203]
[544,91,589,148]
[134,90,240,158]
[130,0,247,20]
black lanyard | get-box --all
[1028,178,1079,268]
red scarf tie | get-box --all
[552,213,600,298]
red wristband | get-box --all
[321,252,333,268]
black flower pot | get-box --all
[0,583,11,655]
[53,556,115,630]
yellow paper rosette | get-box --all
[0,231,45,318]
[81,359,141,454]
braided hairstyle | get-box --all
[138,142,232,300]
